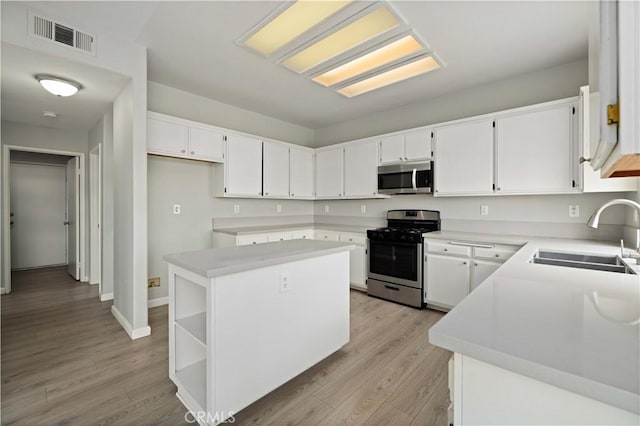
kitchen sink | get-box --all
[531,250,636,274]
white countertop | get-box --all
[163,239,354,278]
[428,234,640,414]
[212,223,371,235]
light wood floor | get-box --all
[2,267,450,425]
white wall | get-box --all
[147,155,313,300]
[148,81,315,147]
[314,58,588,146]
[0,121,89,291]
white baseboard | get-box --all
[148,296,168,308]
[0,287,7,294]
[100,292,114,302]
[111,305,151,340]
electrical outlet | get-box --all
[360,205,366,215]
[324,205,330,213]
[480,205,489,216]
[569,205,580,218]
[277,204,282,213]
[173,204,181,215]
[233,204,240,214]
[279,273,291,293]
[148,277,160,288]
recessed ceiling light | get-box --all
[243,1,352,56]
[312,34,423,87]
[42,111,58,118]
[36,74,81,97]
[283,6,400,73]
[337,55,441,97]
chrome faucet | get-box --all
[587,198,640,260]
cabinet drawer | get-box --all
[266,233,292,242]
[426,241,471,257]
[339,234,366,246]
[314,230,340,241]
[474,245,519,261]
[237,234,269,245]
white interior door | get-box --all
[10,162,67,269]
[89,146,101,287]
[66,157,80,280]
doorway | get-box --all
[2,146,87,293]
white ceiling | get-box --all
[1,42,130,131]
[3,1,590,131]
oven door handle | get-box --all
[412,168,417,191]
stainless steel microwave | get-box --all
[377,162,433,195]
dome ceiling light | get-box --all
[36,74,82,97]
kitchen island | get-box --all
[428,232,640,425]
[164,239,354,425]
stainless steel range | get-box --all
[366,210,441,308]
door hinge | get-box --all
[572,180,576,188]
[607,103,619,126]
[224,187,227,193]
[223,135,227,141]
[572,106,576,115]
[431,151,434,157]
[492,121,495,128]
[431,132,434,138]
[492,183,496,190]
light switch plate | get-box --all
[173,204,181,215]
[480,205,489,216]
[233,204,240,214]
[360,205,366,215]
[569,205,580,218]
[277,204,282,213]
[324,205,330,213]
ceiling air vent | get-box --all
[28,11,97,55]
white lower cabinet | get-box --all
[426,254,471,309]
[338,233,367,291]
[425,239,520,309]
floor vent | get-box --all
[28,11,97,56]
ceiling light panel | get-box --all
[283,6,400,73]
[312,34,423,87]
[337,55,441,97]
[243,1,352,57]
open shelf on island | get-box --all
[176,312,206,346]
[176,359,206,410]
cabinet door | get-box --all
[289,147,314,198]
[434,120,494,195]
[315,148,344,198]
[188,127,224,162]
[379,135,405,164]
[471,259,501,292]
[344,142,378,197]
[339,234,367,289]
[426,254,470,308]
[225,135,263,197]
[263,142,290,198]
[404,130,432,161]
[147,117,188,156]
[496,105,574,193]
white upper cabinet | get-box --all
[315,147,344,198]
[434,119,494,195]
[404,129,432,161]
[225,135,263,197]
[344,141,378,197]
[379,135,405,164]
[188,126,225,162]
[289,147,314,199]
[263,141,290,198]
[147,113,225,162]
[379,130,432,165]
[147,115,188,156]
[496,103,575,194]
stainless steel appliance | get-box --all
[377,162,433,195]
[367,210,441,308]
